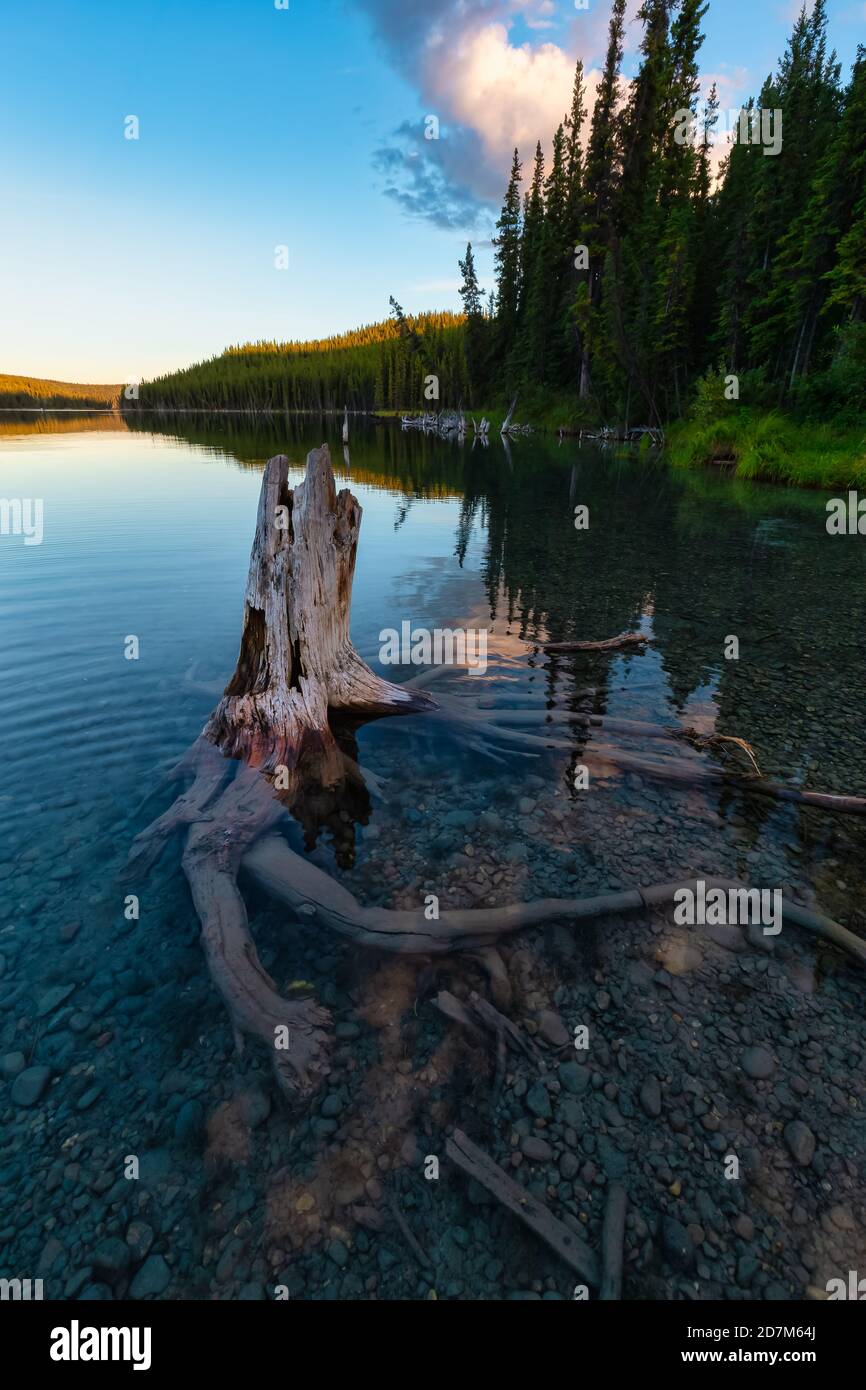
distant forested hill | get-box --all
[0,374,121,409]
[126,311,468,413]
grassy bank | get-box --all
[666,410,866,490]
[0,374,121,409]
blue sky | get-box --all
[1,0,863,383]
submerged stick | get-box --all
[446,1128,600,1286]
[600,1183,628,1301]
[529,631,654,653]
[384,1187,432,1270]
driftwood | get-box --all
[431,991,485,1039]
[531,631,654,653]
[600,1183,628,1300]
[432,990,543,1066]
[446,1128,600,1286]
[468,991,544,1066]
[384,1186,433,1270]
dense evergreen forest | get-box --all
[468,0,865,427]
[0,374,120,409]
[127,0,863,433]
[129,312,467,414]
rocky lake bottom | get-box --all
[1,415,864,1300]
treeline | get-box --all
[125,0,864,427]
[460,0,865,424]
[129,312,468,413]
[0,374,121,409]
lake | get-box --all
[1,412,864,1301]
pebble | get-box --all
[640,1075,662,1117]
[126,1222,155,1262]
[742,1046,775,1080]
[174,1099,205,1145]
[76,1085,103,1111]
[129,1255,171,1299]
[93,1236,131,1280]
[521,1137,553,1162]
[558,1062,589,1095]
[536,1010,569,1047]
[1,1051,26,1079]
[559,1151,579,1181]
[662,1216,694,1269]
[36,984,76,1018]
[526,1082,552,1120]
[784,1120,816,1167]
[11,1065,52,1107]
[327,1240,349,1268]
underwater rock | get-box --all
[11,1065,52,1107]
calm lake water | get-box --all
[1,412,865,1301]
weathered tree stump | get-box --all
[205,446,433,777]
[129,446,434,1100]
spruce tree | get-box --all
[458,241,487,401]
[493,148,523,368]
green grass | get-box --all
[666,409,866,489]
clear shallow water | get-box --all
[1,413,865,1301]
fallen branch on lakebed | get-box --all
[128,447,866,1107]
[446,1128,600,1287]
[526,630,654,653]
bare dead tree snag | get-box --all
[205,448,433,775]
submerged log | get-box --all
[532,630,653,653]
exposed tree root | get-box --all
[242,838,866,970]
[129,445,866,1117]
[388,688,866,816]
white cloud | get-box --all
[424,22,595,170]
